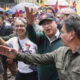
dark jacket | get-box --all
[0,22,13,63]
[26,24,63,80]
[16,46,80,80]
[0,22,13,36]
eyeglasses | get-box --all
[15,25,25,27]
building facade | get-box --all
[0,0,17,7]
[0,0,38,7]
[0,0,78,8]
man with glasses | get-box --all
[0,14,80,80]
[25,7,63,80]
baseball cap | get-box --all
[38,13,56,25]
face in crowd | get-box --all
[42,20,57,38]
[14,18,27,39]
[60,14,80,47]
[60,24,71,46]
[46,7,55,16]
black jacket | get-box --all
[0,22,13,63]
[0,22,13,36]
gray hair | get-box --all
[15,17,27,25]
[62,14,80,39]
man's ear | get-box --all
[69,31,75,40]
[69,34,73,40]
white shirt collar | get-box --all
[46,30,60,43]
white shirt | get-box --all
[6,37,38,73]
[46,30,60,43]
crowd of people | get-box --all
[0,5,79,80]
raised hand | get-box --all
[25,6,38,25]
[0,45,17,59]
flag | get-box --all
[54,0,58,13]
[3,7,9,11]
[39,0,41,7]
[16,9,19,17]
[73,8,77,14]
[43,0,45,7]
[6,7,9,11]
[69,0,73,7]
[73,1,76,8]
[19,10,22,14]
[72,1,77,14]
[3,8,6,10]
[76,1,80,15]
[37,0,42,7]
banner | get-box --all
[76,1,80,15]
[43,0,45,7]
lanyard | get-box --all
[18,39,24,52]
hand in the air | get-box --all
[0,45,17,59]
[25,6,38,25]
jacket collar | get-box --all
[46,30,60,43]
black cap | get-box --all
[38,13,56,25]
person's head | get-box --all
[60,8,75,19]
[3,12,9,20]
[46,7,55,16]
[56,13,64,20]
[39,13,57,38]
[60,14,80,46]
[0,14,4,26]
[14,18,27,39]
